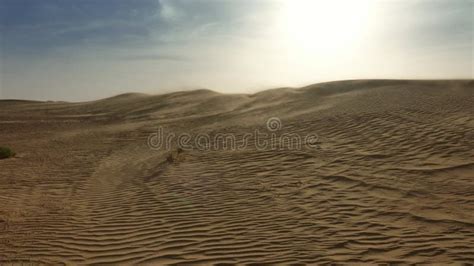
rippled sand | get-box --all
[1,80,473,264]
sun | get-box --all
[276,0,375,56]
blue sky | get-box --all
[0,0,472,101]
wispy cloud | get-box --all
[158,0,183,23]
[118,54,189,62]
[1,0,164,54]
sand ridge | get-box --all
[0,80,473,264]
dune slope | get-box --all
[1,80,473,264]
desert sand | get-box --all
[1,80,473,264]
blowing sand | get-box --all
[1,80,473,264]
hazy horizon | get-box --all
[2,78,474,103]
[1,0,473,101]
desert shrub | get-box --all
[166,154,174,163]
[0,147,15,159]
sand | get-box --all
[0,80,473,264]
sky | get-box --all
[0,0,472,101]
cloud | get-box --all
[0,0,164,55]
[158,0,183,23]
[117,54,188,61]
[0,0,160,26]
[0,0,268,57]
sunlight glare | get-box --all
[277,0,375,56]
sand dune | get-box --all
[1,80,473,264]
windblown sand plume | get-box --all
[0,80,473,264]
